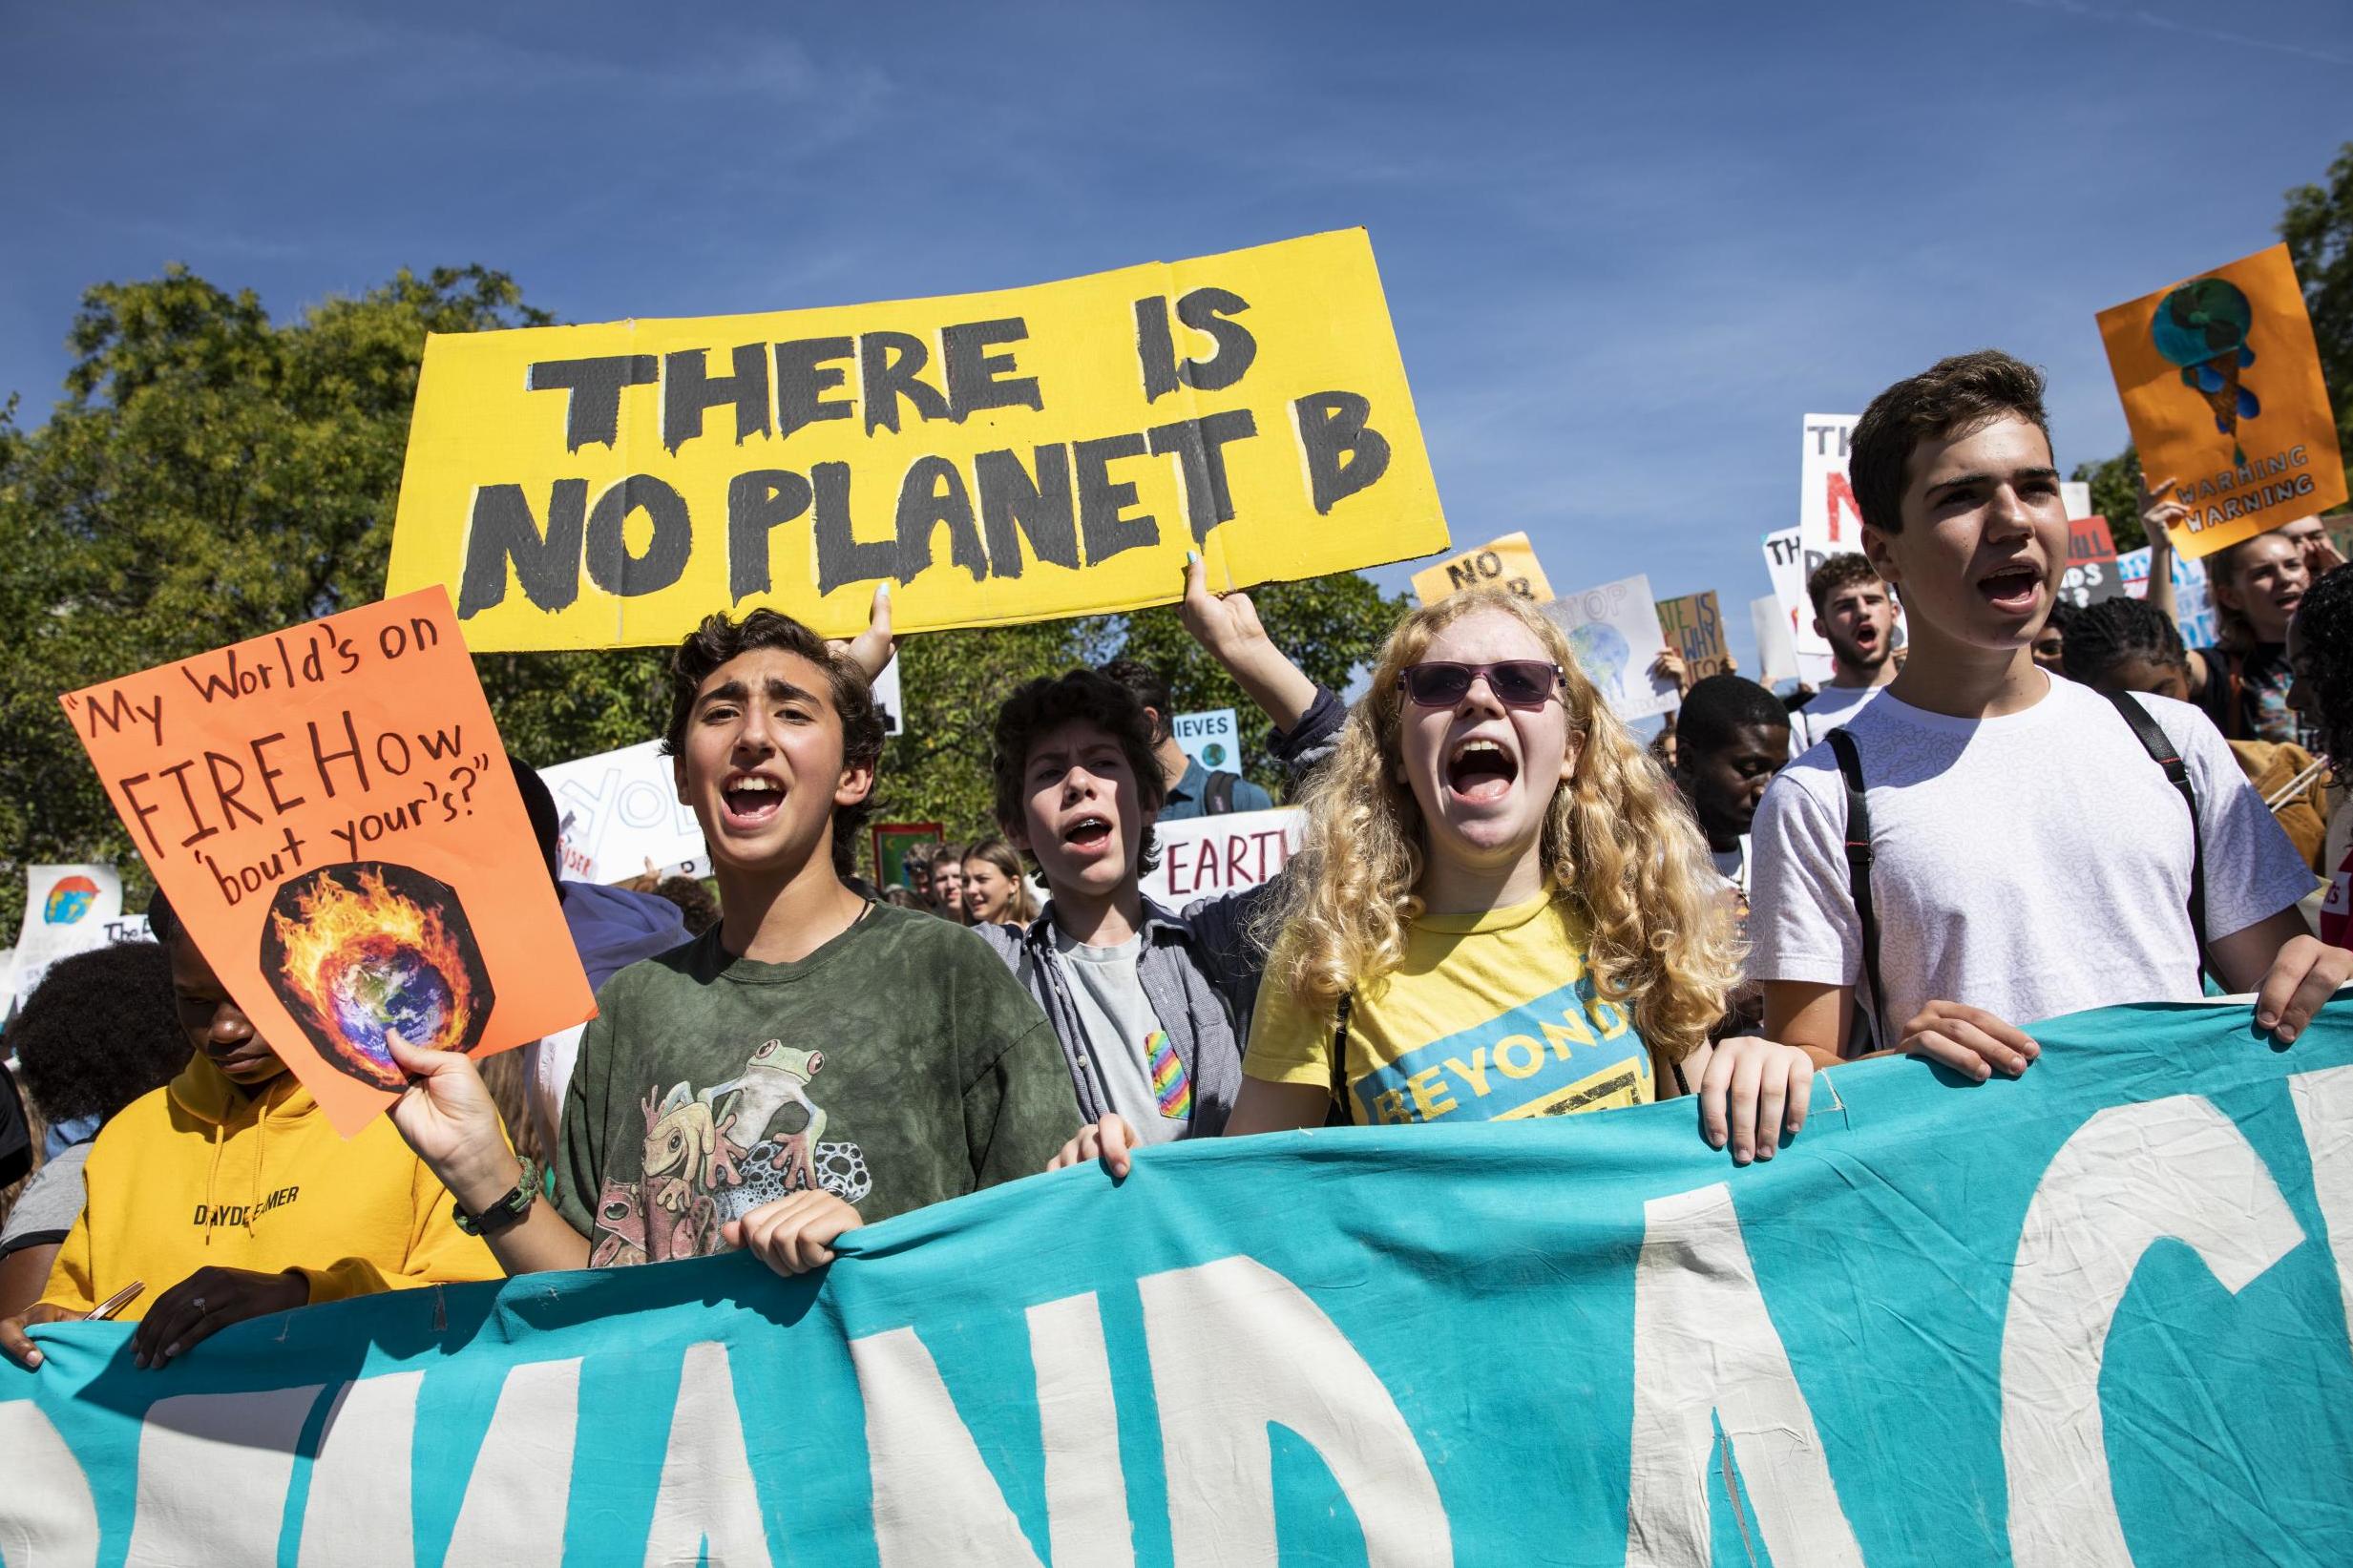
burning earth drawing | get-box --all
[261,863,494,1091]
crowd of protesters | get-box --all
[2,347,2349,1372]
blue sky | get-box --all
[4,0,2349,673]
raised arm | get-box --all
[1179,554,1319,733]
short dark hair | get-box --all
[1097,658,1174,743]
[2059,596,2188,686]
[1850,350,2054,535]
[2293,562,2353,774]
[145,886,180,946]
[508,752,562,883]
[1805,553,1884,616]
[647,875,720,935]
[660,610,887,878]
[993,669,1165,875]
[11,941,185,1123]
[1675,675,1791,761]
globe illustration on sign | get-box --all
[43,874,101,925]
[2151,276,2259,462]
[1203,742,1229,768]
[1563,621,1631,698]
[262,863,494,1091]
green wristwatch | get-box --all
[453,1157,539,1238]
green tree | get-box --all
[2074,138,2353,545]
[0,264,675,934]
[2283,141,2353,458]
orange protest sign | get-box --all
[58,588,594,1136]
[2097,243,2346,559]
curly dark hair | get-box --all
[1851,349,2054,535]
[660,610,886,878]
[1805,552,1883,616]
[992,669,1165,876]
[2060,596,2189,689]
[2293,562,2353,773]
[11,942,185,1123]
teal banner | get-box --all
[7,997,2353,1565]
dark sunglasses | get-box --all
[1397,659,1564,709]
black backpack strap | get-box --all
[2106,690,2211,980]
[1825,727,1887,1048]
[1328,992,1355,1123]
[1205,769,1237,815]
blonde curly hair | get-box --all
[1260,589,1739,1063]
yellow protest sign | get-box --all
[386,230,1447,648]
[2096,243,2347,560]
[1409,531,1554,606]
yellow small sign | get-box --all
[1410,531,1554,606]
[387,230,1448,647]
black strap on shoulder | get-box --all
[1825,727,1887,1049]
[1328,992,1355,1124]
[1205,769,1237,815]
[2105,690,2211,981]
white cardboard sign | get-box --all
[1139,805,1304,907]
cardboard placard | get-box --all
[2059,516,2126,609]
[2116,545,2219,647]
[539,739,708,885]
[872,823,943,893]
[1760,529,1834,688]
[4,865,130,1019]
[58,589,595,1136]
[1409,531,1555,606]
[1750,594,1799,688]
[1654,591,1731,680]
[2097,243,2348,559]
[1544,575,1679,720]
[1138,806,1304,907]
[1171,708,1241,774]
[386,230,1448,648]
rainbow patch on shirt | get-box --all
[1147,1030,1192,1119]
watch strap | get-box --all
[454,1156,538,1238]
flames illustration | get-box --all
[261,864,494,1091]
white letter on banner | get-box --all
[2002,1096,2303,1568]
[1139,1254,1451,1567]
[1624,1182,1863,1568]
[124,1385,324,1567]
[2289,1065,2353,1348]
[444,1358,582,1568]
[1031,1292,1136,1567]
[851,1291,1131,1567]
[642,1342,773,1568]
[297,1370,422,1567]
[0,1399,99,1568]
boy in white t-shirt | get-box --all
[1751,350,2343,1076]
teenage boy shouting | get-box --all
[390,597,1078,1277]
[978,558,1343,1168]
[1751,350,2344,1076]
[1787,553,1901,751]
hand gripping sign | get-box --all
[387,230,1448,648]
[59,589,594,1136]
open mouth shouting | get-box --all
[1976,560,2044,617]
[1060,811,1117,862]
[1445,735,1521,805]
[720,770,785,831]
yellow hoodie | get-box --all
[41,1053,500,1319]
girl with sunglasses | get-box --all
[1209,588,1814,1160]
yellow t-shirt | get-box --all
[1246,891,1653,1125]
